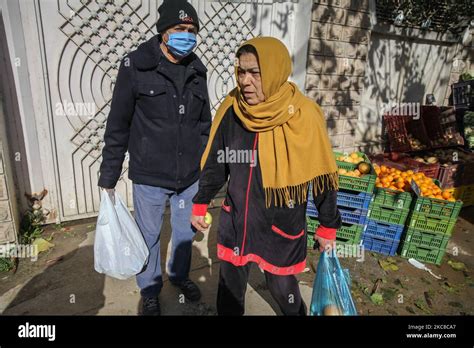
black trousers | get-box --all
[216,261,306,315]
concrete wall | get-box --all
[358,25,460,153]
[306,0,474,154]
[305,0,371,152]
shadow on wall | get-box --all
[359,30,452,153]
[305,3,456,153]
[305,4,372,151]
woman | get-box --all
[190,37,341,315]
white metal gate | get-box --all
[6,0,311,222]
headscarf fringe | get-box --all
[264,172,339,208]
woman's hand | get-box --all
[191,214,210,232]
[314,234,336,253]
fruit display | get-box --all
[429,128,463,147]
[373,163,456,201]
[412,155,439,164]
[426,148,474,167]
[335,152,365,164]
[407,134,426,150]
[463,111,474,149]
[335,152,373,178]
[357,162,371,174]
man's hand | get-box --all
[190,214,210,232]
[100,187,115,204]
[314,234,336,253]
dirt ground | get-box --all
[0,205,473,316]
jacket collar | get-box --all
[134,35,207,75]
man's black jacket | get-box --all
[98,35,212,190]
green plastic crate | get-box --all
[400,242,446,265]
[413,196,463,220]
[372,187,412,210]
[403,228,451,250]
[407,212,457,236]
[339,173,376,193]
[367,204,410,225]
[334,151,371,169]
[334,151,376,193]
[306,216,318,233]
[307,230,362,248]
[306,217,363,245]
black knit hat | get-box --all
[156,0,200,33]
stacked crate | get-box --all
[306,152,376,249]
[399,186,463,265]
[361,188,412,256]
[459,184,474,207]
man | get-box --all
[98,0,211,316]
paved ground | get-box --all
[0,205,473,316]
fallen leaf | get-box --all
[378,259,399,272]
[442,281,458,294]
[371,278,383,295]
[423,291,433,308]
[370,293,384,305]
[414,299,432,314]
[386,257,397,264]
[448,260,467,272]
[405,306,416,314]
[32,238,55,255]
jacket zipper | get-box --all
[240,133,259,258]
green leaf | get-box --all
[448,260,467,272]
[414,299,432,314]
[379,259,399,272]
[370,293,384,305]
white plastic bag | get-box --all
[94,190,149,280]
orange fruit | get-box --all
[441,191,451,200]
[448,197,456,202]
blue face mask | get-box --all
[166,32,197,58]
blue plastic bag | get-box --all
[310,250,357,316]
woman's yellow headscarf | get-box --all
[201,37,338,208]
